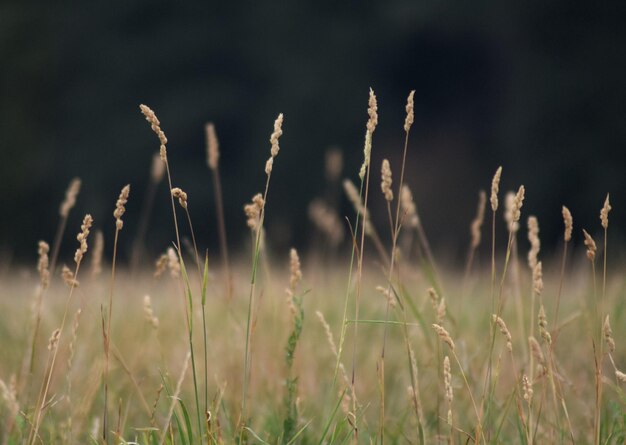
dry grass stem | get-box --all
[151,152,165,182]
[527,216,540,270]
[443,356,453,425]
[90,230,104,277]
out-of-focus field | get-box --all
[1,98,625,444]
[0,252,624,444]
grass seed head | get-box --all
[603,315,615,353]
[444,355,453,405]
[533,261,543,296]
[492,314,513,352]
[166,247,180,278]
[139,104,168,160]
[91,230,104,277]
[432,324,455,350]
[143,295,159,329]
[470,190,487,248]
[381,159,393,202]
[59,177,82,218]
[171,187,188,209]
[522,374,533,402]
[400,185,419,228]
[114,185,130,230]
[61,265,79,288]
[151,152,165,182]
[528,336,545,365]
[205,122,220,171]
[527,216,540,270]
[617,370,626,383]
[74,214,93,264]
[404,90,415,133]
[289,248,302,293]
[307,199,344,246]
[244,193,265,231]
[37,241,50,289]
[512,185,525,223]
[265,113,284,175]
[359,88,378,179]
[562,206,573,241]
[47,328,61,351]
[154,253,168,277]
[504,192,519,233]
[538,304,552,345]
[376,285,396,308]
[600,193,611,230]
[325,147,343,182]
[490,166,502,212]
[582,229,597,261]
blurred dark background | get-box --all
[2,1,626,267]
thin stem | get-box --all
[212,165,233,300]
[28,261,83,445]
[103,227,120,443]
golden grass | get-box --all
[0,92,624,445]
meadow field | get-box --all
[0,92,624,444]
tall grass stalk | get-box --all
[349,88,378,443]
[206,123,233,300]
[139,104,203,441]
[241,113,284,436]
[379,90,418,444]
[49,177,81,277]
[103,184,130,443]
[130,153,165,274]
[28,214,93,445]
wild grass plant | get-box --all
[0,92,625,445]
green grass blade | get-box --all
[317,388,347,445]
[178,399,194,445]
